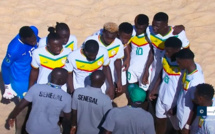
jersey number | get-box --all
[136,47,143,55]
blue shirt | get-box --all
[1,26,40,98]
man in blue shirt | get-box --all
[2,26,40,99]
[2,26,40,134]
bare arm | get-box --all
[122,45,131,71]
[67,72,74,94]
[70,110,77,134]
[7,99,30,128]
[173,25,185,35]
[103,130,112,134]
[63,112,71,134]
[148,70,162,101]
[141,48,154,84]
[103,65,114,99]
[114,59,122,93]
[29,67,39,89]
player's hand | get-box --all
[5,118,15,130]
[106,85,115,100]
[148,90,157,101]
[116,81,123,93]
[181,127,189,134]
[166,106,177,116]
[70,126,77,134]
[122,59,130,71]
[142,71,149,85]
[173,25,185,35]
[3,84,17,99]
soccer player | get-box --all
[127,14,151,91]
[1,26,39,134]
[148,37,183,134]
[102,84,155,134]
[6,68,71,134]
[191,83,215,134]
[29,28,71,89]
[175,49,204,133]
[118,22,133,72]
[71,70,112,134]
[142,12,189,90]
[85,22,125,96]
[65,40,115,99]
[2,26,39,99]
[38,22,77,51]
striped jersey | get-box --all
[38,35,78,51]
[85,35,124,82]
[146,26,190,67]
[177,64,204,129]
[31,47,71,84]
[65,47,110,89]
[158,55,182,105]
[129,33,150,70]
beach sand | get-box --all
[0,0,215,133]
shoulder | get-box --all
[69,35,77,40]
[195,63,204,79]
[38,37,47,48]
[69,48,81,57]
[63,47,72,53]
[73,87,86,95]
[34,47,46,54]
[99,45,108,52]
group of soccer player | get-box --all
[2,11,215,134]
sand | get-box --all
[0,0,215,133]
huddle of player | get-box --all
[2,12,215,134]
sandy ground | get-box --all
[0,0,215,133]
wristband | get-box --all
[184,124,190,130]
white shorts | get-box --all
[128,65,152,91]
[156,97,179,130]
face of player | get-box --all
[176,58,186,70]
[135,24,148,36]
[83,50,98,61]
[22,34,37,46]
[57,29,70,45]
[47,39,63,55]
[118,32,132,45]
[152,20,167,34]
[102,31,117,45]
[193,91,203,106]
[165,47,180,59]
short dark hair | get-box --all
[119,22,133,34]
[175,49,195,59]
[19,26,35,39]
[196,83,214,100]
[47,27,61,42]
[56,22,70,32]
[136,14,149,25]
[165,37,182,49]
[83,40,99,53]
[154,12,168,22]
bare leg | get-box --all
[156,117,167,134]
[15,106,28,134]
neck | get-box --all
[130,103,142,108]
[91,84,101,88]
[187,62,196,74]
[100,35,108,46]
